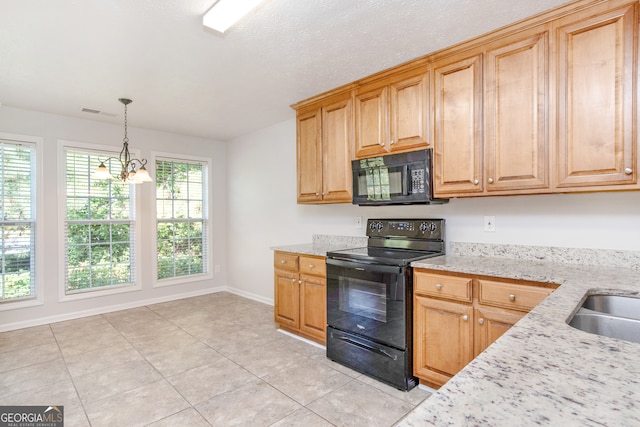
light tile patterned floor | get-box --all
[0,292,430,426]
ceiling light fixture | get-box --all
[203,0,267,33]
[94,98,152,184]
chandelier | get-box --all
[94,98,152,184]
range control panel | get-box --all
[367,218,445,240]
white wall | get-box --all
[0,106,228,330]
[226,118,640,303]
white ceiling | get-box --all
[0,0,572,142]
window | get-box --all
[156,158,208,280]
[64,148,136,294]
[0,140,36,302]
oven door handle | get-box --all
[335,334,398,361]
[326,258,402,275]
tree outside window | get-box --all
[64,149,135,293]
[156,159,208,280]
[0,141,35,302]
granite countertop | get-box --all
[400,255,640,426]
[271,235,367,257]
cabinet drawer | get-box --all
[299,256,326,277]
[478,280,554,312]
[274,252,299,272]
[415,272,472,302]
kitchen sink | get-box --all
[581,295,640,321]
[568,294,640,344]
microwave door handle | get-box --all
[403,165,411,195]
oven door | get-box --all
[326,258,411,350]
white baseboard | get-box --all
[0,286,226,333]
[277,329,326,350]
[225,286,274,306]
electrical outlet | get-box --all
[484,216,496,232]
[214,265,221,273]
[355,216,363,229]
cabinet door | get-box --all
[433,53,484,196]
[355,85,389,158]
[274,270,299,329]
[414,295,474,386]
[485,28,550,192]
[474,306,525,357]
[390,69,430,152]
[556,3,637,188]
[296,108,323,203]
[299,273,326,343]
[322,95,354,202]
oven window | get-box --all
[339,277,387,322]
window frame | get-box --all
[0,133,43,311]
[57,139,142,302]
[152,151,213,288]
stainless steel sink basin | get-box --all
[581,295,640,321]
[568,294,640,344]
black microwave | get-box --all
[351,149,447,206]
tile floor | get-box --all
[0,292,431,426]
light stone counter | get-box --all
[271,234,367,257]
[399,254,640,427]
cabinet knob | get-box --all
[291,278,296,282]
[280,260,286,264]
[487,177,494,184]
[379,140,385,146]
[315,193,320,196]
[308,264,314,269]
[435,284,442,290]
[473,179,479,185]
[389,139,395,145]
[462,315,469,321]
[625,168,633,175]
[509,294,516,302]
[478,318,485,325]
[298,280,303,285]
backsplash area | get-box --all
[313,234,367,247]
[450,242,640,270]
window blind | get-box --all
[0,140,36,302]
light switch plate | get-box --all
[355,216,363,229]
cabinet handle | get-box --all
[478,318,485,325]
[509,294,516,302]
[462,315,469,321]
[473,179,479,185]
[625,168,633,175]
[308,264,314,269]
[435,284,442,290]
[487,178,494,184]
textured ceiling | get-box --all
[0,0,572,141]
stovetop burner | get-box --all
[327,218,445,267]
[328,246,442,266]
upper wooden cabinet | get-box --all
[484,27,551,193]
[433,52,484,195]
[293,0,640,201]
[296,91,353,204]
[434,25,552,198]
[354,67,430,158]
[555,2,638,189]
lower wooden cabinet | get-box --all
[413,269,556,388]
[414,295,474,387]
[274,251,326,344]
